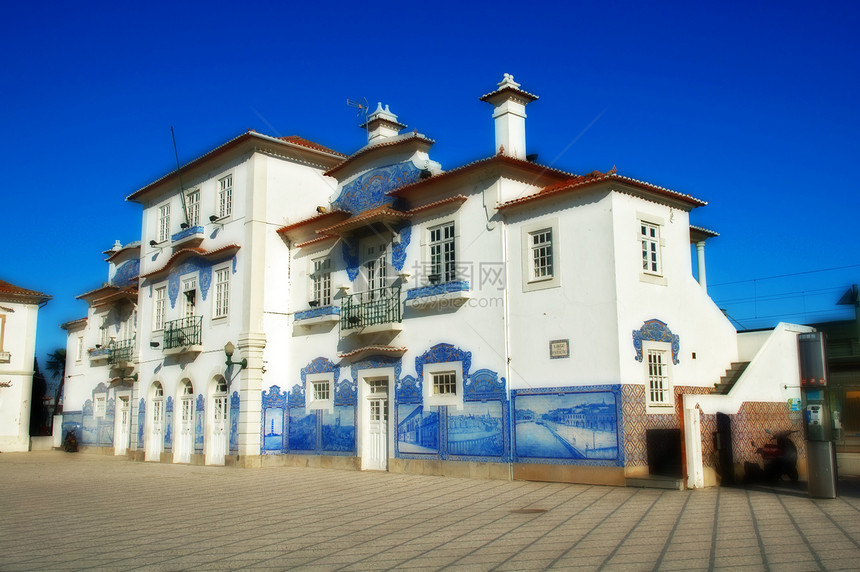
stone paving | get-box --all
[1,452,859,571]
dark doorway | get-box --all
[715,412,735,485]
[646,429,683,478]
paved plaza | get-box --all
[1,452,859,571]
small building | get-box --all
[60,75,813,487]
[0,278,50,452]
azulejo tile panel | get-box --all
[512,385,623,466]
[332,162,420,215]
[294,305,340,321]
[405,281,470,301]
[632,319,681,364]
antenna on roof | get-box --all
[347,97,370,139]
[171,126,189,227]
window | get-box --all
[183,278,197,318]
[647,348,671,406]
[312,380,330,401]
[157,203,171,243]
[99,315,109,347]
[423,361,464,408]
[307,374,334,411]
[530,229,553,280]
[185,190,200,227]
[94,394,107,418]
[521,219,561,292]
[153,287,166,331]
[429,222,456,283]
[213,268,230,318]
[641,222,661,275]
[432,372,457,395]
[311,257,332,306]
[76,336,84,362]
[218,175,233,218]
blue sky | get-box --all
[2,1,858,369]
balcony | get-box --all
[340,286,402,335]
[171,225,206,247]
[108,339,135,366]
[294,305,340,328]
[405,280,471,310]
[88,347,110,364]
[163,316,203,354]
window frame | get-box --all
[217,174,233,219]
[640,220,662,276]
[310,256,332,306]
[213,266,230,319]
[428,221,457,284]
[93,394,107,419]
[521,218,561,292]
[423,361,464,409]
[306,372,334,412]
[76,335,84,362]
[157,202,171,243]
[185,189,200,227]
[153,286,166,332]
[643,341,673,412]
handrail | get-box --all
[164,316,203,349]
[340,286,401,330]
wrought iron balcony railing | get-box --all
[163,316,203,350]
[340,286,401,331]
[108,339,135,365]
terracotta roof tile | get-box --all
[0,279,50,300]
[142,244,240,279]
[324,132,434,178]
[316,205,411,235]
[276,210,351,235]
[497,169,706,211]
[387,155,574,198]
[277,135,347,157]
[406,195,468,215]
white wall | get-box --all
[0,300,40,451]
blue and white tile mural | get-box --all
[397,404,440,454]
[447,401,504,457]
[194,394,204,453]
[512,386,623,465]
[289,409,317,451]
[322,407,355,452]
[229,391,239,455]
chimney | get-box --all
[480,73,538,160]
[360,102,406,144]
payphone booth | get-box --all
[798,332,838,498]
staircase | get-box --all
[711,361,750,394]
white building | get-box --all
[61,75,810,487]
[0,278,50,452]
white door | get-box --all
[176,396,194,463]
[147,398,164,461]
[208,385,228,465]
[362,378,389,470]
[361,242,388,294]
[114,396,130,456]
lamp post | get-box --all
[224,341,247,369]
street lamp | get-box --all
[224,341,247,369]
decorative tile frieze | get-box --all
[405,281,470,300]
[295,305,341,321]
[632,319,680,364]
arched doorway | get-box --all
[146,382,165,461]
[175,379,195,464]
[206,378,229,465]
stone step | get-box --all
[713,361,750,394]
[626,475,684,490]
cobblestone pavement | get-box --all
[1,452,859,571]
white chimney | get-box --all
[360,102,406,144]
[479,73,538,160]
